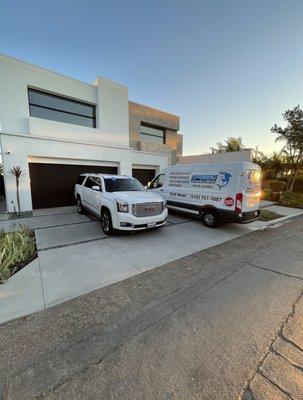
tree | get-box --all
[271,105,303,191]
[210,136,246,153]
[9,166,26,214]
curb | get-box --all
[260,211,303,230]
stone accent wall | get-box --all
[129,101,182,165]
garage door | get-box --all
[132,168,156,186]
[29,163,118,209]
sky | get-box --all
[0,0,302,156]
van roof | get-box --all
[166,161,259,169]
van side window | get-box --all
[152,174,165,189]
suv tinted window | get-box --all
[84,176,101,190]
[84,176,95,189]
[104,177,144,192]
[76,175,86,185]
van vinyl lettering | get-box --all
[191,174,217,184]
[170,192,188,198]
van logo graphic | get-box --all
[191,172,232,189]
[144,206,154,211]
[216,172,232,189]
[191,174,217,184]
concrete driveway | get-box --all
[0,204,302,324]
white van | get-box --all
[147,162,261,228]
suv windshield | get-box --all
[104,177,145,192]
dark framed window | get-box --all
[28,88,96,128]
[140,123,165,144]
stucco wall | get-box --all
[0,133,168,212]
[0,54,129,147]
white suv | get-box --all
[75,174,168,235]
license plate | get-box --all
[148,222,156,228]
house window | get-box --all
[28,88,96,128]
[140,124,165,144]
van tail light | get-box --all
[235,193,243,213]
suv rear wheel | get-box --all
[101,208,114,235]
[202,209,220,228]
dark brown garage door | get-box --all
[29,163,118,209]
[132,168,156,186]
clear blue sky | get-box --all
[1,0,302,155]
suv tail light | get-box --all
[235,192,243,213]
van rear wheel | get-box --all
[202,210,220,228]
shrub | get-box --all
[0,226,36,283]
[261,188,270,200]
[277,191,303,208]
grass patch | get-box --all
[0,226,37,284]
[259,209,282,222]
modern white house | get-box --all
[0,54,181,212]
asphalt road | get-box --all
[1,216,303,400]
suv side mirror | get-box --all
[92,185,100,191]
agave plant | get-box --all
[9,166,26,215]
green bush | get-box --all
[0,226,36,283]
[271,181,286,192]
[261,188,270,200]
[277,192,303,208]
[293,177,303,193]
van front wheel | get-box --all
[202,210,220,228]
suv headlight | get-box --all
[116,201,129,213]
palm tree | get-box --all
[9,166,26,214]
[210,137,246,153]
[271,105,303,191]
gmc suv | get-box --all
[75,174,168,235]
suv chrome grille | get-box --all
[132,202,163,217]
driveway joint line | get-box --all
[34,219,96,231]
[247,262,303,281]
[37,256,46,310]
[105,241,143,273]
[38,236,109,252]
[33,211,77,218]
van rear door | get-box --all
[241,166,262,212]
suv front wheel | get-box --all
[101,208,114,235]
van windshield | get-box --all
[104,178,145,192]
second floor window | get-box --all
[28,88,96,128]
[140,124,165,145]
